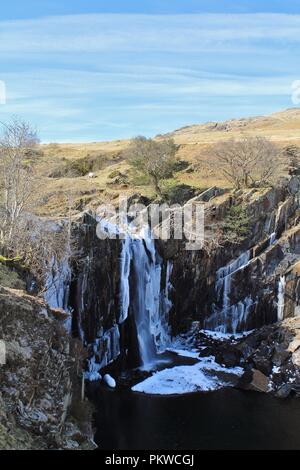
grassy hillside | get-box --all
[35,108,300,215]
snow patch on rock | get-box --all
[132,356,243,395]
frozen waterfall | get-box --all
[44,257,72,333]
[277,276,286,321]
[204,251,254,333]
[118,226,172,368]
[44,257,71,311]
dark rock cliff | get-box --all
[0,285,96,449]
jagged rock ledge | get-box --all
[0,286,96,450]
[196,317,300,397]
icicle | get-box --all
[204,251,253,333]
[130,230,161,367]
[44,257,71,311]
[277,276,286,321]
[119,235,131,323]
[119,224,171,368]
[269,232,276,246]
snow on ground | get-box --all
[132,356,243,395]
[167,347,200,359]
[200,329,253,341]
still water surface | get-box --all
[90,386,300,450]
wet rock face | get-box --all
[157,181,300,334]
[69,179,300,377]
[70,213,120,344]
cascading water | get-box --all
[204,251,254,333]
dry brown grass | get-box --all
[33,108,300,215]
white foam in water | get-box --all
[132,356,243,395]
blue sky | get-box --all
[0,1,300,142]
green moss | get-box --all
[0,255,22,263]
[0,264,25,289]
[162,179,198,204]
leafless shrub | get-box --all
[203,136,282,189]
[0,119,40,248]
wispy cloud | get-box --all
[0,13,299,141]
[1,14,300,54]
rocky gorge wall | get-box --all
[0,285,96,449]
[61,177,300,383]
[160,178,300,335]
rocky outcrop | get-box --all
[0,285,96,450]
[69,212,122,374]
[158,179,300,334]
[46,178,300,392]
[197,317,300,397]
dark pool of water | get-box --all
[89,386,300,450]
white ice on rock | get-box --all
[84,356,102,382]
[203,251,255,334]
[103,374,116,388]
[167,348,200,359]
[44,256,72,332]
[132,356,243,395]
[277,276,286,321]
[118,224,172,368]
[44,257,71,311]
[119,235,131,324]
[200,329,253,341]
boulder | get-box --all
[247,369,270,393]
[6,341,32,361]
[275,383,293,398]
[252,355,273,376]
[272,345,290,367]
[292,349,300,367]
[236,341,255,360]
[287,337,300,353]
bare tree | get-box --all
[0,118,39,248]
[0,120,76,295]
[204,136,282,189]
[125,136,177,196]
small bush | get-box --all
[162,180,197,204]
[49,153,109,178]
[222,204,250,244]
[172,160,190,172]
